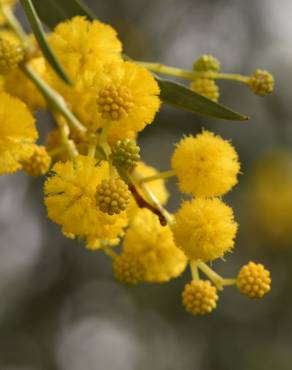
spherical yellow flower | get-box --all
[236,261,271,298]
[190,78,220,102]
[113,252,145,285]
[182,280,218,315]
[0,92,38,175]
[21,145,51,177]
[84,60,160,136]
[248,69,274,96]
[127,161,169,221]
[44,156,128,240]
[4,57,47,110]
[172,198,237,262]
[123,209,187,282]
[48,16,122,79]
[171,131,240,197]
[47,16,122,130]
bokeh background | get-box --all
[1,0,292,369]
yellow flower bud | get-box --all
[21,145,51,177]
[236,261,271,298]
[190,78,219,102]
[182,280,218,315]
[193,54,220,72]
[248,69,274,96]
[0,37,24,74]
[96,178,131,215]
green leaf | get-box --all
[31,0,94,29]
[20,0,71,84]
[157,77,249,121]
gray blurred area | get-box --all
[1,0,292,369]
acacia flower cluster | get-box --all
[0,1,274,316]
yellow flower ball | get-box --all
[44,156,128,241]
[236,261,271,298]
[0,92,38,175]
[47,16,122,130]
[21,145,51,177]
[171,131,240,197]
[84,60,160,135]
[182,280,218,315]
[172,197,237,262]
[123,209,187,282]
[48,16,122,79]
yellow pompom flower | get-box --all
[172,198,237,262]
[182,280,218,315]
[83,60,160,136]
[44,156,128,241]
[4,57,47,110]
[236,261,271,298]
[123,209,187,282]
[0,92,38,175]
[248,69,274,96]
[47,16,122,130]
[48,16,122,79]
[113,252,145,285]
[190,78,220,102]
[21,145,51,177]
[171,131,240,197]
[127,161,169,221]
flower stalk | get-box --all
[138,61,250,84]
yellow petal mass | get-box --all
[123,209,187,282]
[44,155,128,241]
[0,92,38,175]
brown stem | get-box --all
[128,184,167,226]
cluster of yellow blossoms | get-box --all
[0,2,274,316]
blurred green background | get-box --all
[1,0,292,369]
